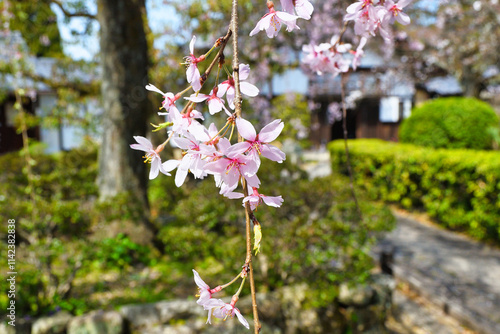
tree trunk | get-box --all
[96,0,150,205]
[96,0,164,251]
[461,66,483,98]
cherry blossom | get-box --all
[207,299,250,329]
[385,0,412,25]
[164,133,215,187]
[130,136,169,180]
[169,106,205,135]
[192,270,222,307]
[351,37,367,70]
[249,6,300,38]
[204,146,260,194]
[145,84,179,117]
[227,118,286,166]
[281,0,314,20]
[243,187,284,211]
[217,64,259,109]
[184,36,205,92]
[185,88,230,116]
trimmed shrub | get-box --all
[329,139,500,243]
[399,97,499,150]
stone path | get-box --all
[374,212,500,334]
[301,149,500,334]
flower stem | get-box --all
[220,272,242,289]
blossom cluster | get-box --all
[130,26,290,327]
[302,0,412,76]
[250,0,314,38]
[193,270,250,329]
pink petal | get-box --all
[250,14,273,37]
[225,142,251,157]
[239,64,251,80]
[261,145,286,162]
[236,117,257,141]
[225,191,245,199]
[262,195,283,207]
[258,120,284,143]
[280,0,295,14]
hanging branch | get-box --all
[230,0,261,331]
[340,73,363,222]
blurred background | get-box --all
[0,0,499,333]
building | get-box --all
[0,31,98,154]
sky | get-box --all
[51,0,181,61]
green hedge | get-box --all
[329,139,500,243]
[399,97,499,150]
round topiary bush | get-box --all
[399,97,499,150]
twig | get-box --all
[230,0,261,332]
[340,73,363,222]
[50,0,97,19]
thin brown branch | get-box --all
[230,0,260,331]
[2,65,100,97]
[50,0,97,19]
[340,73,363,222]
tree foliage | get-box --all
[9,0,64,58]
[402,0,500,97]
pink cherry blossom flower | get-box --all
[249,6,300,38]
[351,37,367,70]
[192,270,222,307]
[227,118,286,166]
[344,1,379,38]
[165,133,215,187]
[280,0,314,20]
[204,145,260,193]
[185,88,230,116]
[207,299,249,329]
[169,106,205,135]
[184,36,205,92]
[145,84,179,117]
[385,0,412,25]
[243,187,284,211]
[130,136,170,179]
[217,64,259,109]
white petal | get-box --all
[240,82,259,97]
[234,309,250,329]
[185,93,209,103]
[189,35,196,54]
[175,168,189,187]
[145,84,165,95]
[132,136,153,150]
[162,159,180,172]
[192,269,210,289]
